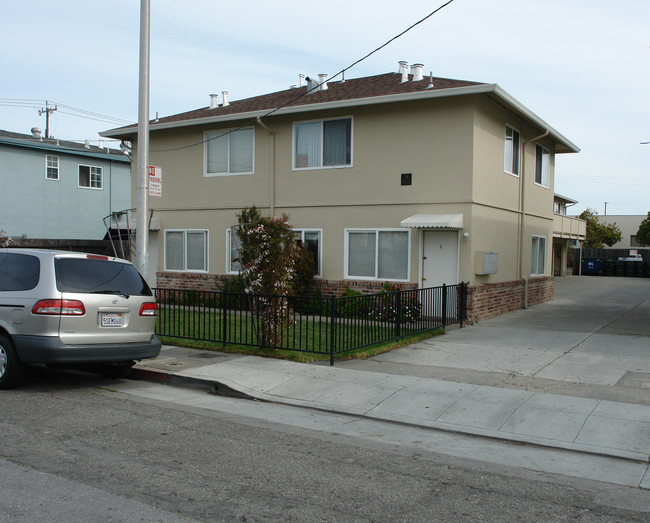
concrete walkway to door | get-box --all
[339,276,650,405]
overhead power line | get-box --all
[152,0,456,153]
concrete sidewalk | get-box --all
[131,277,650,469]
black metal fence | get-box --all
[154,283,468,365]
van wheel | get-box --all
[0,334,25,390]
[99,361,135,379]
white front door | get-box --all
[422,230,459,288]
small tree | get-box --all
[0,230,10,248]
[234,206,315,345]
[579,208,622,248]
[635,212,650,247]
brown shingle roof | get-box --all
[109,72,484,133]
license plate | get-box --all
[101,313,124,327]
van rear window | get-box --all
[0,253,40,291]
[55,258,152,296]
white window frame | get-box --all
[78,164,103,189]
[164,229,209,273]
[531,235,546,277]
[46,155,59,180]
[204,127,255,177]
[293,116,353,170]
[534,144,550,188]
[294,228,323,278]
[504,124,520,177]
[344,228,410,282]
[226,228,241,274]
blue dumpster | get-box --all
[581,258,603,276]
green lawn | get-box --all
[156,307,443,363]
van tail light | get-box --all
[139,302,158,317]
[33,299,86,316]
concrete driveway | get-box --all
[339,276,650,404]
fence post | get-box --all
[395,290,401,340]
[459,282,465,328]
[442,283,447,327]
[221,290,228,347]
[329,296,336,366]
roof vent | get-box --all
[427,71,434,89]
[84,140,90,149]
[31,127,42,140]
[222,91,230,107]
[299,74,307,87]
[398,61,409,83]
[318,74,328,91]
[209,94,219,109]
[305,76,320,93]
[411,63,424,81]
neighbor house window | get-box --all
[535,144,550,187]
[46,155,59,180]
[205,128,254,176]
[345,229,409,281]
[294,117,352,169]
[165,230,208,272]
[294,229,322,277]
[504,125,520,176]
[78,165,103,189]
[226,229,241,274]
[531,236,546,276]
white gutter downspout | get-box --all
[256,118,276,215]
[519,129,549,308]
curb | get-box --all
[128,366,650,465]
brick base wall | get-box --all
[466,276,554,324]
[156,272,554,325]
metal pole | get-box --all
[135,0,150,275]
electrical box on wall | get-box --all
[475,251,498,275]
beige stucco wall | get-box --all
[132,91,561,288]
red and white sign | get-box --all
[148,165,162,197]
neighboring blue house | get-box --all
[0,129,131,241]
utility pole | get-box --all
[135,0,151,278]
[38,101,57,138]
[604,202,608,216]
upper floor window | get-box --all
[205,128,254,176]
[345,229,409,281]
[535,144,550,187]
[165,229,208,272]
[78,165,103,189]
[504,125,520,176]
[294,117,352,169]
[531,235,546,276]
[553,201,562,215]
[46,155,59,180]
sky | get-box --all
[2,0,649,216]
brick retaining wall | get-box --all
[156,272,554,324]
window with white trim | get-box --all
[226,229,241,274]
[504,125,520,176]
[294,117,352,169]
[78,164,103,189]
[345,229,409,281]
[531,235,546,276]
[535,144,550,187]
[165,230,208,272]
[46,155,59,180]
[294,229,322,277]
[205,128,254,176]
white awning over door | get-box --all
[400,214,464,229]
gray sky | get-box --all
[2,0,648,215]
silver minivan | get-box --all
[0,249,161,388]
